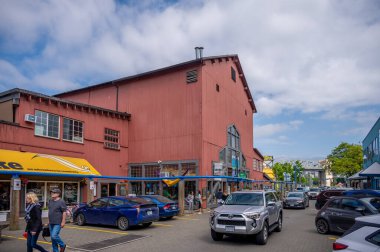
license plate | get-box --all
[147,210,152,215]
[225,226,235,232]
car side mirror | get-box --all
[267,201,275,207]
[355,206,365,214]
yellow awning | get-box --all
[263,167,275,180]
[0,149,101,176]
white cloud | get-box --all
[0,0,378,118]
[255,120,304,138]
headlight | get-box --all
[244,212,261,220]
[210,210,219,217]
[297,200,303,203]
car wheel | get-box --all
[275,213,282,232]
[255,221,269,245]
[142,222,152,228]
[211,229,223,241]
[316,218,329,234]
[117,217,129,231]
[76,213,86,226]
[166,216,174,220]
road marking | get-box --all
[64,225,128,235]
[152,223,173,227]
[328,237,338,240]
[2,235,51,245]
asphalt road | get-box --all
[0,201,337,252]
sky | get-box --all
[0,0,379,162]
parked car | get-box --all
[74,196,159,230]
[283,192,309,209]
[315,189,345,210]
[333,214,380,251]
[343,189,380,198]
[209,190,283,245]
[139,195,179,219]
[308,188,321,200]
[315,196,380,234]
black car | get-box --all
[315,196,380,234]
[283,192,309,209]
[315,189,345,210]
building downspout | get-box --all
[115,83,119,112]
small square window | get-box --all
[186,70,197,83]
[216,84,220,92]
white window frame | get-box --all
[104,128,120,150]
[63,117,84,143]
[34,110,60,140]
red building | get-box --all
[0,54,264,220]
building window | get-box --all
[216,84,220,92]
[228,125,240,150]
[63,118,83,143]
[104,128,120,150]
[231,67,236,82]
[182,163,197,176]
[130,166,142,177]
[253,159,258,170]
[35,110,60,139]
[145,165,160,177]
[186,70,198,83]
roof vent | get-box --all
[195,47,204,59]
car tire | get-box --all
[142,222,152,228]
[255,221,269,245]
[76,213,86,226]
[166,216,174,220]
[316,218,329,234]
[275,213,282,232]
[211,229,223,241]
[117,217,130,231]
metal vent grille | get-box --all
[186,70,198,83]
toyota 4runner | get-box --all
[209,190,283,245]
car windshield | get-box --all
[287,193,303,198]
[224,193,264,206]
[361,197,380,211]
[296,188,304,191]
[147,195,173,203]
[310,188,320,192]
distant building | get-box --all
[361,117,380,189]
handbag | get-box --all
[42,226,50,241]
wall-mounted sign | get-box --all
[213,162,224,176]
[89,180,95,190]
[13,178,21,190]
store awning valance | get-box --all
[0,149,101,177]
[360,162,380,177]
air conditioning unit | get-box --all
[24,114,36,123]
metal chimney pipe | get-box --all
[195,47,204,59]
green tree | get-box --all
[327,142,363,177]
[272,162,295,181]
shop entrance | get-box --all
[0,181,10,211]
[100,183,117,197]
[145,182,159,195]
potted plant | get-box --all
[41,207,48,218]
[0,212,7,222]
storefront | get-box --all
[0,149,101,218]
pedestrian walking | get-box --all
[197,190,203,214]
[25,192,48,252]
[215,189,223,206]
[186,191,194,213]
[47,188,67,252]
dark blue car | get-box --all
[139,195,179,219]
[343,189,380,197]
[74,196,159,230]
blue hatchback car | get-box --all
[139,195,179,219]
[74,196,159,230]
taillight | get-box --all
[333,242,348,250]
[163,204,170,210]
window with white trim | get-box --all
[35,110,60,139]
[63,118,83,143]
[104,128,120,150]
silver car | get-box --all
[209,190,283,245]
